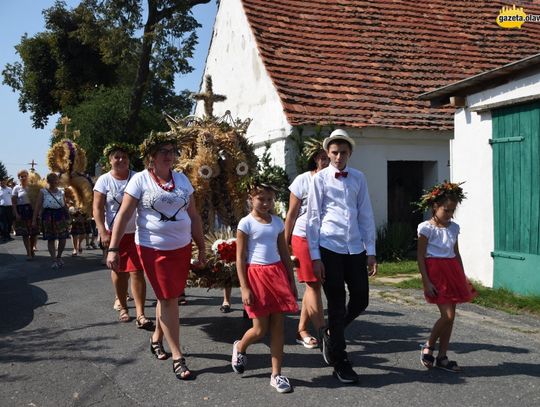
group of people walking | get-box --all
[0,169,98,267]
[2,127,477,393]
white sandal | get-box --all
[296,332,318,349]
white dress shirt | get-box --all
[306,164,376,260]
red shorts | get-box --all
[117,233,143,272]
[136,243,191,300]
[291,235,317,282]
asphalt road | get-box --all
[1,237,539,407]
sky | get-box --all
[0,0,217,179]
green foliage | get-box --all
[288,124,334,174]
[3,0,205,137]
[58,86,181,172]
[377,260,418,276]
[393,277,423,290]
[471,284,540,316]
[2,2,122,128]
[0,161,8,180]
[376,222,415,262]
[249,142,290,208]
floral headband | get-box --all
[103,142,138,159]
[416,181,466,212]
[139,131,178,158]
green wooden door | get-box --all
[491,101,540,295]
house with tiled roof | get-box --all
[195,0,540,230]
[422,53,540,295]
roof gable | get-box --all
[241,0,540,130]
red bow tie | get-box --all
[335,171,348,179]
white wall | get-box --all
[453,69,540,287]
[353,128,451,227]
[195,0,292,168]
[451,108,494,286]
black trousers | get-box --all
[320,246,369,361]
[0,206,14,239]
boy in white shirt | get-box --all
[306,129,377,384]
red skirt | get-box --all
[291,235,317,283]
[424,257,477,304]
[136,243,191,300]
[244,262,299,318]
[117,233,142,273]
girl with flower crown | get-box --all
[417,181,477,373]
[106,132,206,380]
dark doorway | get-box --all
[387,161,424,231]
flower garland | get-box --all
[139,131,178,159]
[416,180,466,212]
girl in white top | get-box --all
[232,182,298,394]
[11,169,39,260]
[106,135,205,381]
[93,143,150,328]
[417,182,476,373]
[284,146,329,349]
[32,173,70,268]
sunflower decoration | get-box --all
[100,142,139,171]
[171,114,258,230]
[416,181,466,212]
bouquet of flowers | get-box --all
[187,228,240,289]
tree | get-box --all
[3,0,210,171]
[0,161,8,180]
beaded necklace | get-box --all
[149,169,175,192]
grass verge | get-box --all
[377,261,540,317]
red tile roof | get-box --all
[241,0,540,130]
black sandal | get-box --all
[420,343,435,368]
[219,304,231,313]
[150,339,169,360]
[173,357,194,380]
[136,315,154,330]
[436,355,462,372]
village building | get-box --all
[195,0,540,235]
[422,53,540,296]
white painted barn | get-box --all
[195,0,540,232]
[422,54,540,296]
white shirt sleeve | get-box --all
[306,173,324,260]
[356,174,376,256]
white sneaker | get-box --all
[270,374,292,393]
[231,340,247,374]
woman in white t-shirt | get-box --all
[32,173,70,269]
[106,134,206,381]
[93,143,151,329]
[284,145,329,349]
[11,169,39,260]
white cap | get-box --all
[323,129,355,151]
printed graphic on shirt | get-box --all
[141,187,190,222]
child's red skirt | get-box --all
[424,257,477,304]
[136,243,191,300]
[244,262,299,318]
[117,233,142,272]
[291,235,317,283]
